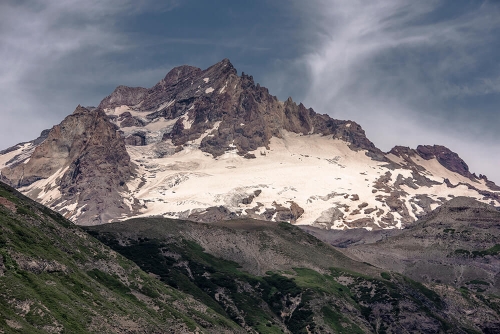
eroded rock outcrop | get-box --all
[1,106,134,225]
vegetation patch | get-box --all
[471,244,500,257]
[321,306,364,334]
[380,272,391,280]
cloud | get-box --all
[0,0,180,147]
[1,0,498,184]
[286,0,500,182]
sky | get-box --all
[1,0,499,183]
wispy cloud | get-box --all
[0,0,180,146]
[285,0,500,182]
[1,0,499,183]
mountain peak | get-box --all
[388,145,413,157]
[72,105,90,115]
[162,64,202,86]
[388,144,476,181]
[203,58,238,78]
[98,85,148,110]
[213,57,234,69]
[416,145,474,179]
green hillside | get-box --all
[0,181,242,333]
[89,217,500,333]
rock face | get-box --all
[98,85,148,109]
[1,59,499,227]
[1,106,133,225]
[391,145,476,180]
[100,59,383,159]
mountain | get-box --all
[86,215,500,333]
[0,181,243,333]
[1,59,499,228]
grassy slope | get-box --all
[0,182,243,333]
[88,217,500,333]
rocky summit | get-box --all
[1,59,499,227]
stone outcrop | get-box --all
[1,106,133,225]
[416,145,474,179]
[98,85,148,109]
[390,144,477,181]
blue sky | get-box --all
[1,0,499,183]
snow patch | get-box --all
[386,153,405,165]
[20,166,70,205]
[0,143,34,169]
[157,99,175,111]
[182,116,193,130]
[219,81,228,94]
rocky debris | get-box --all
[346,217,379,229]
[394,174,418,189]
[263,201,304,223]
[358,202,368,209]
[411,170,441,187]
[364,208,377,215]
[411,194,439,213]
[373,171,393,193]
[11,253,68,274]
[313,207,345,228]
[187,200,304,224]
[289,201,305,221]
[124,132,146,146]
[240,189,261,205]
[243,153,256,159]
[244,202,264,219]
[444,179,500,203]
[118,112,146,128]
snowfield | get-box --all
[117,130,497,229]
